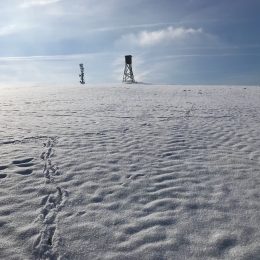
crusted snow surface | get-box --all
[0,84,260,260]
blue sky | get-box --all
[0,0,260,85]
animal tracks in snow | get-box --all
[33,137,68,259]
[0,135,68,258]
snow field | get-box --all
[0,85,260,259]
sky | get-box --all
[0,0,260,85]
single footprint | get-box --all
[15,169,33,176]
[0,173,7,179]
[12,158,34,165]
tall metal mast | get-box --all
[79,64,85,84]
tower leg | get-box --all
[123,64,135,83]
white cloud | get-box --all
[88,22,177,33]
[0,52,115,62]
[20,0,62,8]
[0,24,33,36]
[118,26,204,47]
[0,25,17,36]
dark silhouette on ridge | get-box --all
[123,55,136,83]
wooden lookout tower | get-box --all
[123,55,136,83]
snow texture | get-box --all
[0,84,260,260]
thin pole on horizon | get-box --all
[79,64,85,85]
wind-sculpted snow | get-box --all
[0,85,260,259]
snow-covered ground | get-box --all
[0,84,260,260]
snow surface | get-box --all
[0,84,260,260]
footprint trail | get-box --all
[33,137,68,259]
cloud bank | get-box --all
[20,0,62,8]
[0,24,32,37]
[118,26,204,47]
[0,25,18,36]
